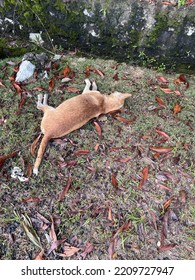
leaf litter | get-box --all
[0,53,195,260]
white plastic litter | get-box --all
[11,167,29,182]
[15,60,35,83]
[29,32,44,45]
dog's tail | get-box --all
[33,134,50,175]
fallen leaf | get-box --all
[19,92,27,109]
[58,174,72,201]
[138,166,149,189]
[30,134,42,157]
[94,121,102,136]
[155,129,170,139]
[158,244,176,252]
[93,68,104,77]
[111,173,118,189]
[35,249,45,260]
[179,189,187,204]
[49,215,57,242]
[33,86,45,91]
[12,82,22,94]
[48,239,66,255]
[63,65,71,77]
[66,86,80,93]
[156,76,169,83]
[160,88,174,94]
[73,149,90,155]
[61,245,80,257]
[113,73,119,81]
[155,96,166,107]
[21,214,43,250]
[114,221,132,239]
[80,242,94,259]
[84,65,93,77]
[108,206,113,222]
[163,197,174,212]
[162,1,174,5]
[48,77,55,92]
[113,156,131,163]
[23,197,41,203]
[150,147,173,153]
[174,90,182,96]
[173,102,181,115]
[108,235,118,260]
[178,74,189,88]
[0,151,18,170]
[0,79,6,87]
[114,115,134,124]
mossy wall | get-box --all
[0,0,195,72]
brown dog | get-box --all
[33,79,131,175]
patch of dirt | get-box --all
[0,54,195,260]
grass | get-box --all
[0,54,195,260]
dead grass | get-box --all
[0,54,195,260]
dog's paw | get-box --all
[33,167,38,176]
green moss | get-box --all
[147,13,168,46]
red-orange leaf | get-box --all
[48,77,55,92]
[93,68,105,77]
[94,121,102,136]
[155,96,166,107]
[160,88,174,94]
[173,102,181,115]
[138,166,149,189]
[63,65,71,77]
[111,173,118,189]
[155,129,170,139]
[73,150,90,155]
[156,76,168,83]
[114,115,134,124]
[13,82,22,94]
[35,249,45,260]
[150,147,173,153]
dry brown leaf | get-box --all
[173,102,182,115]
[35,249,45,260]
[138,166,149,189]
[93,68,105,77]
[111,173,118,189]
[150,146,173,153]
[48,77,55,92]
[155,96,166,107]
[160,88,174,94]
[155,129,170,139]
[156,76,168,83]
[108,206,113,222]
[80,242,94,259]
[179,190,187,204]
[94,121,102,136]
[62,245,80,257]
[58,175,72,202]
[66,86,80,93]
[0,151,18,170]
[49,215,57,242]
[113,73,119,81]
[114,115,134,124]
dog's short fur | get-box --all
[33,79,131,175]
